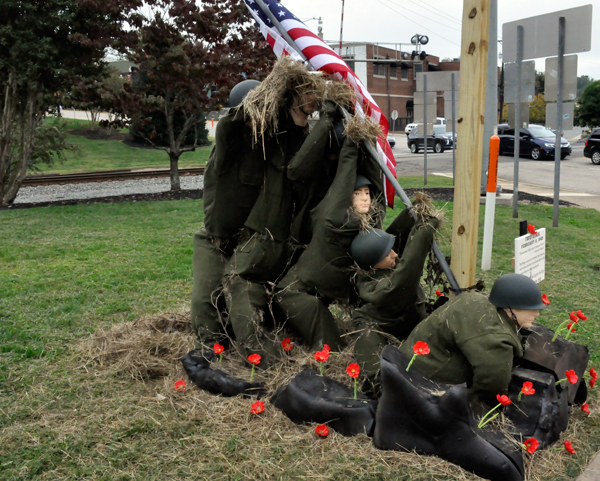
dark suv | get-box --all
[583,128,600,165]
[497,124,571,160]
[407,125,455,153]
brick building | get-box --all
[333,42,460,132]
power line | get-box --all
[385,0,462,29]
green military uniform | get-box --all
[191,107,264,346]
[400,291,524,409]
[222,109,309,367]
[275,137,385,350]
[352,214,438,380]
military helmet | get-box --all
[227,79,261,108]
[350,228,395,270]
[489,273,547,310]
[354,174,372,190]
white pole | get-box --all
[482,134,500,270]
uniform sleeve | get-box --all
[287,100,337,181]
[459,334,520,404]
[208,108,247,176]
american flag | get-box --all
[243,0,397,207]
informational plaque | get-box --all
[515,228,546,283]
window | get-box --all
[389,65,397,79]
[373,63,385,76]
[342,56,355,73]
[414,64,423,73]
[401,67,408,80]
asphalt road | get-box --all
[391,136,600,210]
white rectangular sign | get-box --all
[515,227,546,283]
[416,71,460,92]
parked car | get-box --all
[407,124,455,153]
[405,123,418,135]
[583,127,600,165]
[497,123,571,160]
[387,134,396,148]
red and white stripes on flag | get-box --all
[244,0,397,207]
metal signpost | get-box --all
[503,5,593,225]
[413,89,436,185]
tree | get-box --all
[534,71,545,96]
[575,80,600,128]
[529,94,546,124]
[0,0,137,205]
[109,0,275,191]
[577,75,595,97]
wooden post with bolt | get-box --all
[451,0,491,289]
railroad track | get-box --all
[22,167,205,186]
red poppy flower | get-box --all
[564,440,576,454]
[570,311,579,323]
[214,343,224,355]
[315,424,329,437]
[591,378,597,388]
[435,288,442,297]
[496,394,512,406]
[590,368,597,380]
[567,321,577,333]
[576,310,587,321]
[248,354,261,365]
[527,224,537,235]
[524,437,539,454]
[174,379,186,392]
[322,344,331,354]
[582,402,591,414]
[281,338,293,352]
[250,400,264,414]
[413,341,430,355]
[346,363,360,379]
[541,294,550,305]
[314,350,329,363]
[565,370,578,384]
[521,382,535,396]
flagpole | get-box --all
[252,0,460,295]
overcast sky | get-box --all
[280,0,599,80]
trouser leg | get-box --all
[222,274,281,369]
[275,271,344,351]
[190,232,230,347]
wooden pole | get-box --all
[450,0,490,288]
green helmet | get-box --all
[350,228,395,270]
[489,273,547,310]
[227,79,260,108]
[354,175,372,190]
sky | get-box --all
[280,0,600,80]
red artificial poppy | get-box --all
[174,379,186,392]
[496,394,512,406]
[590,368,597,380]
[564,440,576,454]
[570,311,579,323]
[314,350,329,363]
[413,341,430,355]
[567,321,577,333]
[322,344,331,354]
[591,378,597,388]
[315,424,329,437]
[250,400,265,414]
[582,402,591,414]
[281,338,293,352]
[576,310,588,321]
[565,370,578,384]
[524,437,539,454]
[527,224,537,235]
[435,288,442,297]
[248,354,261,365]
[214,343,224,355]
[521,382,535,396]
[541,294,550,305]
[346,363,360,379]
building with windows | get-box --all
[332,42,460,131]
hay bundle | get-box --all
[325,79,357,113]
[344,113,383,147]
[82,313,194,381]
[242,56,327,141]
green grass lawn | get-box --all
[1,193,599,480]
[32,119,212,174]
